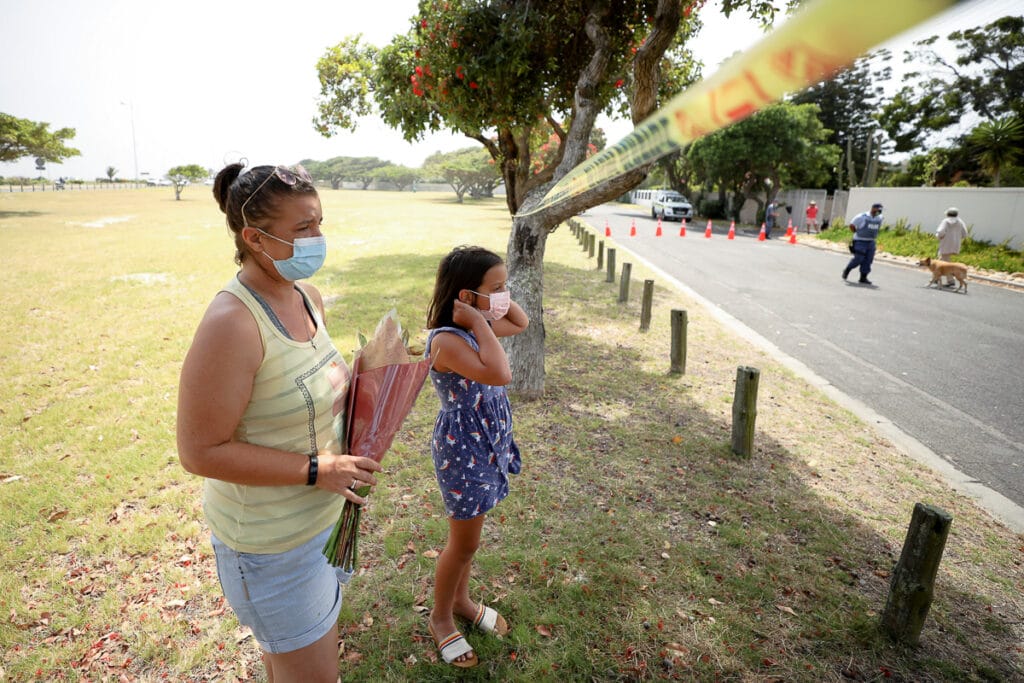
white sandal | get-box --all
[428,622,478,668]
[472,603,509,637]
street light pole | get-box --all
[121,100,139,183]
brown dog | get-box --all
[917,257,968,293]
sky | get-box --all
[1,0,1017,181]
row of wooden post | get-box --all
[567,217,950,646]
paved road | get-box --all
[585,204,1024,519]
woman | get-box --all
[177,162,381,682]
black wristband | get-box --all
[306,454,318,486]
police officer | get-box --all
[843,202,884,285]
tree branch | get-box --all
[632,0,684,123]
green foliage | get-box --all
[792,50,892,191]
[167,164,208,200]
[423,146,500,201]
[313,36,378,136]
[967,115,1024,187]
[698,197,726,219]
[371,164,420,191]
[687,102,839,219]
[303,156,391,190]
[880,15,1024,153]
[0,112,80,164]
[880,145,988,188]
[311,0,748,215]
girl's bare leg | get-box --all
[430,514,485,664]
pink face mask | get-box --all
[471,290,511,321]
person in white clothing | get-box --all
[936,207,968,287]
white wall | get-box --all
[846,187,1024,250]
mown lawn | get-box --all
[0,188,1021,681]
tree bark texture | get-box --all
[730,366,759,458]
[881,503,952,646]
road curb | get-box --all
[600,230,1024,535]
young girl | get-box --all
[424,246,529,668]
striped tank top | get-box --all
[203,276,350,554]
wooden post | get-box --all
[588,233,595,258]
[606,248,616,283]
[640,280,654,331]
[730,366,759,458]
[581,229,589,251]
[618,263,632,303]
[881,503,952,646]
[669,309,687,374]
[597,241,605,270]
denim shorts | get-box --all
[211,525,354,654]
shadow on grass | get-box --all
[0,210,48,220]
[331,257,1020,681]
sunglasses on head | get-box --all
[240,164,313,228]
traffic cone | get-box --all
[704,220,712,239]
[785,218,793,238]
[656,217,663,237]
[789,230,797,244]
[727,221,735,240]
[679,223,686,237]
[605,221,611,237]
[758,223,766,241]
[630,220,637,237]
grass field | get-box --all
[0,188,1021,681]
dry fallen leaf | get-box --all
[536,624,552,637]
[422,549,440,559]
[775,604,797,616]
[47,509,68,523]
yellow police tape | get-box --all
[518,0,957,217]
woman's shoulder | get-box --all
[197,290,261,349]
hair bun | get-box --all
[212,163,246,213]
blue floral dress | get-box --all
[427,326,521,520]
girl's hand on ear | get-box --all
[452,298,485,329]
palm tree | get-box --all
[106,166,118,183]
[968,116,1023,188]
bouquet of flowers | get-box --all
[324,310,431,572]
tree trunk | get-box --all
[504,212,548,400]
[846,137,857,187]
[503,0,682,398]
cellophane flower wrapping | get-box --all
[324,310,431,572]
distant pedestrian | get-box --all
[805,201,819,233]
[935,207,968,287]
[764,200,778,239]
[842,202,884,285]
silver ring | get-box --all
[350,480,360,491]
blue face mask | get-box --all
[256,229,327,281]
